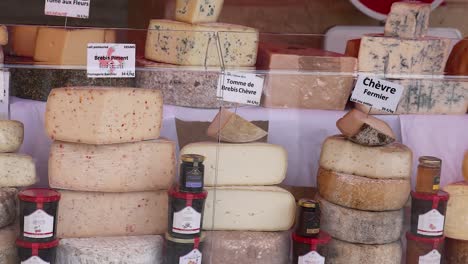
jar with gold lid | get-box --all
[415,156,442,194]
[179,154,205,193]
[295,199,320,238]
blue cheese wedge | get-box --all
[384,2,431,39]
[175,0,224,23]
[0,154,36,187]
[0,120,24,153]
[145,19,258,66]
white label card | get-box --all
[217,72,264,106]
[44,0,90,19]
[298,251,325,264]
[23,209,54,239]
[179,249,202,264]
[350,75,404,113]
[172,206,202,235]
[87,44,136,78]
[417,209,445,236]
[419,249,441,264]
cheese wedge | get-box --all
[0,189,16,229]
[0,225,17,264]
[0,154,37,187]
[443,182,468,240]
[45,87,163,144]
[319,135,412,179]
[49,139,176,192]
[57,190,168,238]
[0,25,8,46]
[463,151,468,182]
[180,142,287,186]
[336,109,395,146]
[203,186,295,231]
[384,2,430,39]
[10,25,39,57]
[0,120,24,153]
[327,239,402,264]
[206,108,267,143]
[175,0,224,23]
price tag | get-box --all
[44,0,90,19]
[350,75,404,113]
[217,72,264,106]
[87,44,136,78]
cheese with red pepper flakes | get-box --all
[49,139,176,192]
[57,190,168,238]
[45,87,163,145]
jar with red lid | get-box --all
[410,191,449,238]
[164,232,205,264]
[406,232,445,264]
[16,238,59,264]
[292,231,331,263]
[18,188,61,242]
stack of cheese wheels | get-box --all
[179,108,295,264]
[354,2,468,115]
[316,109,412,264]
[45,87,175,264]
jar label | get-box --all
[172,206,201,234]
[179,249,202,264]
[23,209,54,238]
[432,175,440,191]
[419,249,441,264]
[21,256,50,264]
[298,251,325,264]
[417,209,444,236]
[185,168,203,188]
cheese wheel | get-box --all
[0,189,17,229]
[317,167,410,211]
[0,120,24,153]
[0,154,37,187]
[0,225,17,264]
[317,196,403,244]
[446,237,468,264]
[463,151,468,182]
[443,182,468,240]
[326,238,402,264]
[319,135,412,179]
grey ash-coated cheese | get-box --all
[0,225,18,264]
[0,189,17,229]
[326,239,402,264]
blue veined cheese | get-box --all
[358,35,450,75]
[145,19,258,66]
[355,79,468,114]
[175,0,224,23]
[384,2,430,39]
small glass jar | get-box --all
[415,156,442,194]
[179,154,205,193]
[295,199,320,238]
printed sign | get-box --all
[44,0,90,19]
[350,75,404,114]
[23,209,54,239]
[87,44,136,78]
[172,206,202,235]
[217,72,264,106]
[417,209,445,236]
[419,249,441,264]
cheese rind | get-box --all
[317,168,410,211]
[384,2,430,39]
[180,142,287,186]
[203,231,290,264]
[10,25,39,57]
[445,38,468,75]
[0,225,17,264]
[45,87,163,144]
[319,135,412,179]
[0,189,17,229]
[358,35,450,75]
[0,120,24,153]
[326,239,402,264]
[318,196,403,244]
[206,108,267,143]
[336,109,395,146]
[57,190,168,238]
[49,139,175,192]
[175,0,224,23]
[345,39,361,58]
[0,154,37,187]
[0,25,8,45]
[56,235,164,264]
[145,20,258,66]
[203,186,295,231]
[443,182,468,240]
[446,238,468,264]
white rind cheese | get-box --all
[358,35,450,75]
[0,120,24,153]
[203,186,295,231]
[318,196,403,244]
[319,135,413,179]
[443,182,468,240]
[49,139,176,192]
[175,0,224,23]
[317,167,410,211]
[384,2,430,39]
[0,225,17,264]
[45,87,163,145]
[0,154,37,187]
[0,189,17,229]
[57,190,168,238]
[180,142,287,186]
[326,238,402,264]
[56,235,164,264]
[145,19,258,66]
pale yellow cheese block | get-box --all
[203,186,295,231]
[0,154,37,187]
[443,182,468,240]
[34,28,116,65]
[145,19,258,66]
[319,135,412,179]
[206,108,267,143]
[317,167,410,211]
[45,87,163,144]
[0,120,24,153]
[49,139,176,192]
[175,0,224,23]
[0,25,8,46]
[57,190,168,238]
[10,25,39,57]
[463,151,468,182]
